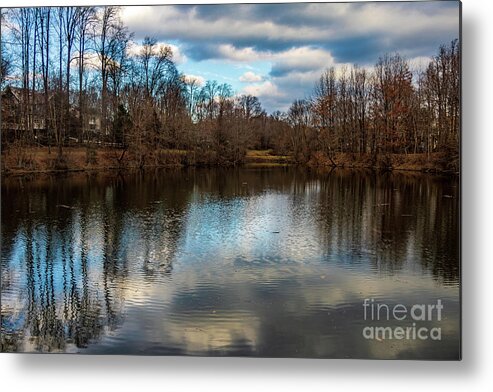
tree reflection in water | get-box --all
[1,168,459,357]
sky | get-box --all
[120,1,460,113]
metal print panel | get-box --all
[0,1,461,359]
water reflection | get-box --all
[1,168,460,358]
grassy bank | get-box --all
[306,151,459,175]
[1,146,207,174]
[1,147,458,175]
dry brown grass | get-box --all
[1,146,222,174]
[306,151,458,174]
[1,147,457,174]
[245,149,292,164]
[2,146,133,174]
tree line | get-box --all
[302,41,460,165]
[0,6,459,168]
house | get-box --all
[69,106,103,141]
[1,86,51,141]
[1,86,103,143]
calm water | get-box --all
[1,167,460,358]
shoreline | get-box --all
[1,147,459,177]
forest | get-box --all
[0,7,460,173]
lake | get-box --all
[1,167,460,358]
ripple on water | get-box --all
[1,168,460,358]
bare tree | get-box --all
[10,8,34,141]
[76,7,96,143]
[95,6,127,138]
[35,8,52,151]
[0,11,12,86]
[288,99,311,160]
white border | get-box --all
[2,0,492,390]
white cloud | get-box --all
[408,56,432,73]
[182,74,205,87]
[239,71,263,83]
[228,45,352,112]
[127,41,187,65]
[72,51,100,70]
[216,45,261,62]
[169,44,187,65]
[242,81,282,98]
[214,44,336,76]
[122,6,320,45]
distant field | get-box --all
[245,150,293,165]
